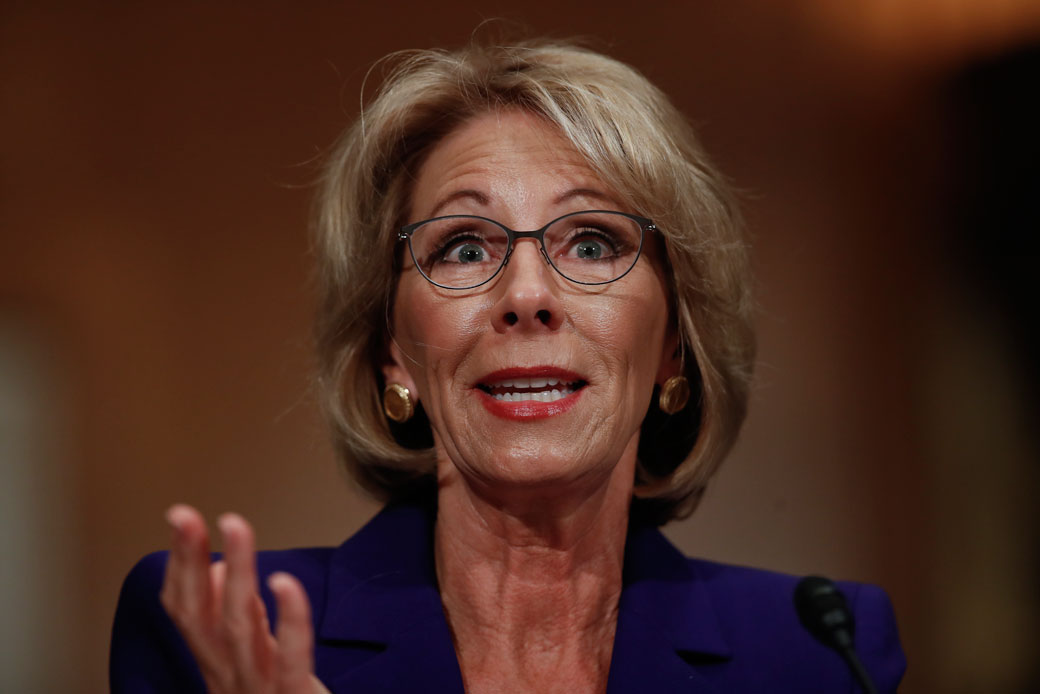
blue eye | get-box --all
[447,242,486,264]
[562,228,620,261]
[573,239,606,259]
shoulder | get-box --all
[686,557,906,693]
[109,547,335,694]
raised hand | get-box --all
[160,505,330,694]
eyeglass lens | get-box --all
[408,211,644,289]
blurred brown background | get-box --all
[2,2,1038,692]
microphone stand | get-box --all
[794,575,881,694]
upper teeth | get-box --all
[484,376,580,402]
[492,389,573,402]
[490,377,562,389]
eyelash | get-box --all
[417,217,638,266]
[429,231,485,262]
[561,228,626,255]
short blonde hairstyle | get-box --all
[314,38,755,524]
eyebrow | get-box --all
[427,187,620,219]
[553,188,620,208]
[428,189,490,218]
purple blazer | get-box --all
[111,501,906,693]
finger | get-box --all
[161,506,232,686]
[218,513,274,686]
[208,559,273,673]
[161,505,215,633]
[209,559,227,619]
[309,674,333,694]
[268,572,316,692]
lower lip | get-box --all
[476,388,583,420]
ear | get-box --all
[655,321,683,385]
[382,335,419,399]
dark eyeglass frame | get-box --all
[397,209,657,290]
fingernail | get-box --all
[268,572,294,596]
[165,505,187,533]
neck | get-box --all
[434,442,636,694]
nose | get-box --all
[491,238,564,333]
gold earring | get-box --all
[383,383,414,423]
[658,375,690,415]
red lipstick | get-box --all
[474,366,586,421]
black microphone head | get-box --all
[794,575,855,652]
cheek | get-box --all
[577,290,669,381]
[392,284,489,397]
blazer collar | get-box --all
[318,500,465,693]
[318,500,732,691]
[319,500,444,644]
[607,523,732,693]
[618,522,732,659]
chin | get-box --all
[458,446,619,497]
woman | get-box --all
[111,39,905,693]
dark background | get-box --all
[2,3,1038,691]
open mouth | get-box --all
[477,376,587,403]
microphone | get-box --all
[794,576,880,694]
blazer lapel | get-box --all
[321,615,463,694]
[607,524,732,693]
[315,502,465,694]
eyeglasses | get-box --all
[398,210,656,290]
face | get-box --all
[385,109,678,498]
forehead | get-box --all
[409,109,615,221]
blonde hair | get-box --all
[314,38,755,524]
